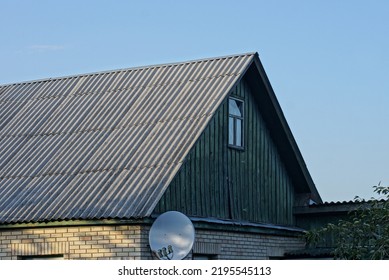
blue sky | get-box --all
[1,0,388,202]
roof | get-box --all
[294,199,386,215]
[0,52,320,224]
[0,53,255,224]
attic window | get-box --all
[228,97,244,148]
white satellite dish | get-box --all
[149,211,195,260]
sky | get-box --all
[0,0,388,202]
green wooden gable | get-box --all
[155,76,296,226]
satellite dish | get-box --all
[149,211,195,260]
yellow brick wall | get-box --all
[0,225,149,260]
[194,229,305,259]
[0,224,305,260]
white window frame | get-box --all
[228,97,244,149]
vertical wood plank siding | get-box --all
[155,78,295,226]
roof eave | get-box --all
[248,53,322,204]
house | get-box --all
[0,52,322,260]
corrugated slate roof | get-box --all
[0,53,254,224]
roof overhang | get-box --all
[243,53,322,204]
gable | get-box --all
[155,55,323,225]
[155,77,296,225]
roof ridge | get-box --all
[0,52,256,87]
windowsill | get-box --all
[228,144,245,151]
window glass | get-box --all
[236,119,242,146]
[229,99,242,117]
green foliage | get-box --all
[306,185,389,259]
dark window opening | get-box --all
[193,253,218,260]
[18,254,64,260]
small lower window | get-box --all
[193,254,217,260]
[18,254,64,260]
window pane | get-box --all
[228,117,234,144]
[229,99,242,117]
[236,119,242,146]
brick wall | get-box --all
[0,224,305,260]
[193,229,305,259]
[0,225,150,260]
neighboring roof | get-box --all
[294,199,385,215]
[0,52,321,224]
